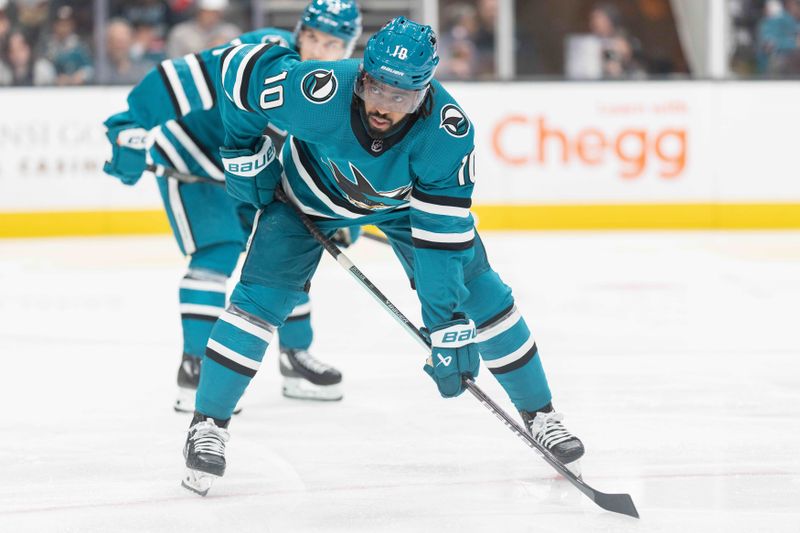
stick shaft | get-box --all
[273,188,637,517]
[151,168,638,518]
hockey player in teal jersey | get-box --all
[181,17,585,496]
[102,0,363,410]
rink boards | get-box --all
[0,82,798,237]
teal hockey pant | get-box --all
[196,202,552,419]
[157,178,314,361]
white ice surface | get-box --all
[1,232,799,532]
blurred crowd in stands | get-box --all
[0,0,798,87]
[0,0,247,86]
[730,0,800,75]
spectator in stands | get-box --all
[165,0,240,58]
[97,19,154,85]
[0,0,10,60]
[14,0,48,50]
[473,0,498,78]
[131,21,167,65]
[437,3,479,80]
[589,2,644,78]
[0,28,55,85]
[43,6,93,85]
[790,0,800,33]
[0,2,9,39]
[756,0,798,74]
[117,0,171,38]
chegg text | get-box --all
[491,115,687,179]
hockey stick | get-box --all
[146,164,393,246]
[273,187,639,519]
[147,165,637,517]
[146,164,223,185]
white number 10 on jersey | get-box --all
[391,46,408,60]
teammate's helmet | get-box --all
[296,0,362,57]
[362,17,439,91]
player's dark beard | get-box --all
[362,109,407,139]
[367,110,392,131]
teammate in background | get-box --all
[101,0,363,410]
[181,17,585,496]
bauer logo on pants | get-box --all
[301,69,338,104]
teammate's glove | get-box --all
[422,315,479,398]
[331,226,362,248]
[221,135,282,208]
[102,112,148,186]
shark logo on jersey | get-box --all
[327,160,411,210]
[301,69,338,104]
[440,104,470,138]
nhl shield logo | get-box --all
[301,69,338,104]
[440,104,470,138]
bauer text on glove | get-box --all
[422,316,479,398]
[221,135,283,207]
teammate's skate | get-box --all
[279,347,343,401]
[174,353,201,413]
[182,412,230,496]
[520,408,585,475]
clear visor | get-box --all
[354,72,427,114]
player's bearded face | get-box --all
[355,73,426,135]
[298,27,347,61]
[363,103,405,134]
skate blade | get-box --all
[564,459,582,478]
[181,468,218,497]
[282,378,342,401]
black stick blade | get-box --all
[593,491,639,519]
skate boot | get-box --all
[182,412,230,496]
[174,353,201,413]
[279,347,343,401]
[520,406,585,475]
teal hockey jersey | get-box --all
[218,43,478,328]
[121,28,295,178]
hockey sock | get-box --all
[277,293,313,350]
[180,269,227,357]
[180,243,241,357]
[196,282,303,419]
[476,306,553,413]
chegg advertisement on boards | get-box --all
[490,115,687,180]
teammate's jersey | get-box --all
[121,28,295,179]
[219,44,477,327]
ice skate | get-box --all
[520,408,585,476]
[174,353,201,413]
[279,348,343,401]
[182,413,230,496]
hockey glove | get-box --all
[331,226,362,248]
[422,315,479,398]
[102,112,149,186]
[221,135,282,208]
